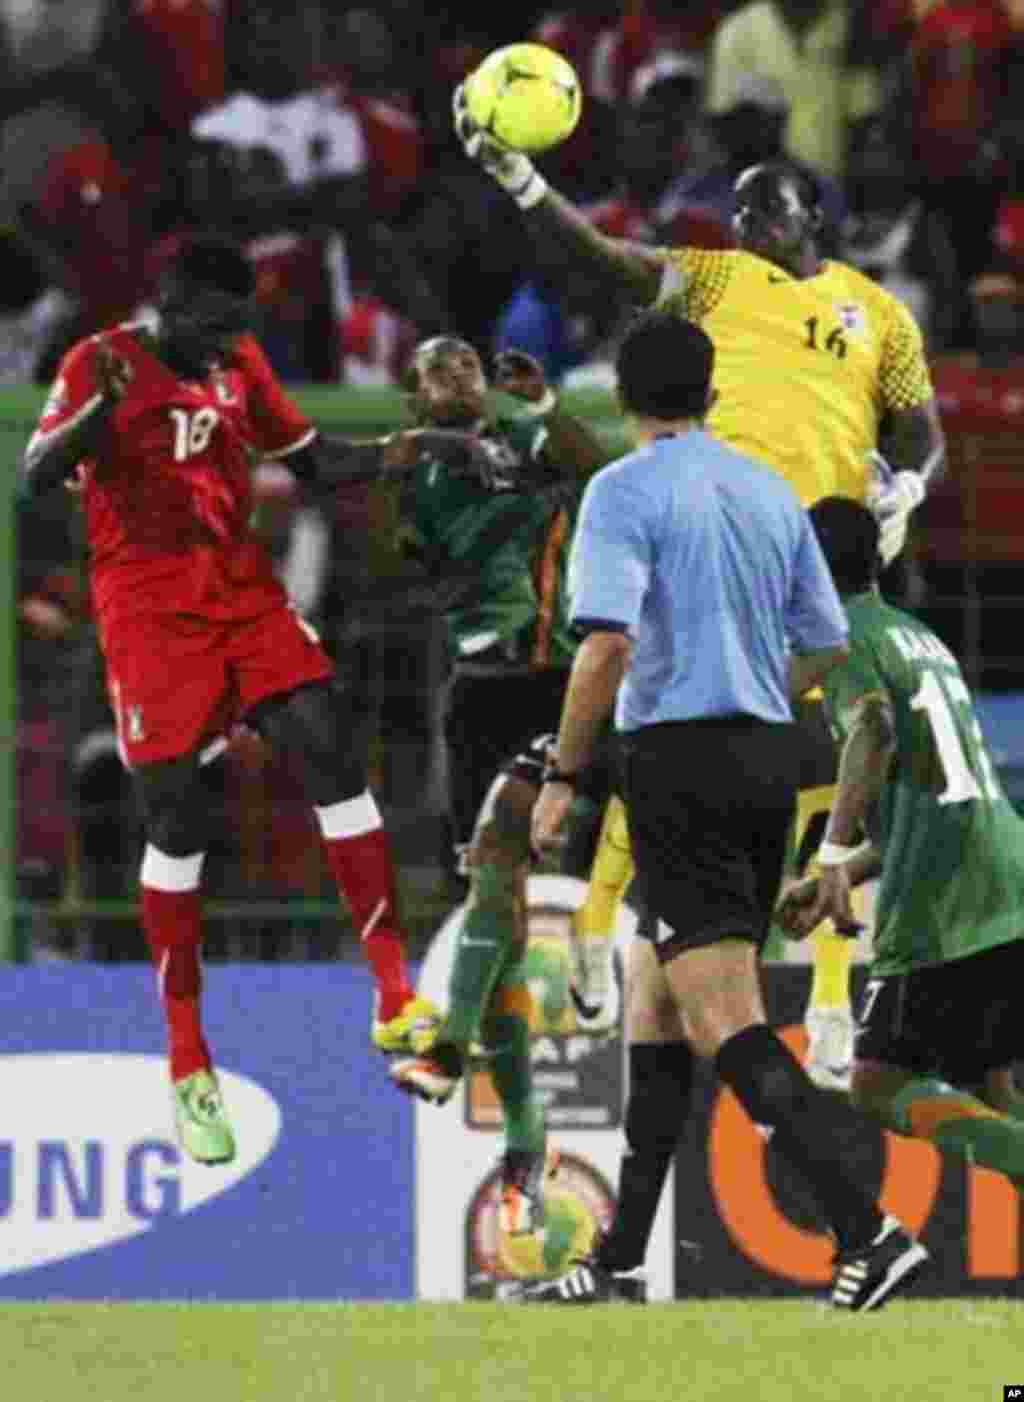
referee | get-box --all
[530,312,928,1312]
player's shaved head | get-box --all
[732,161,823,272]
[809,496,880,596]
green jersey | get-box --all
[408,415,578,667]
[823,592,1024,976]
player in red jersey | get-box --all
[22,237,440,1164]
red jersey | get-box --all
[339,294,417,385]
[536,5,719,101]
[910,1,1011,177]
[130,0,227,129]
[36,140,163,329]
[29,328,316,626]
[327,79,425,213]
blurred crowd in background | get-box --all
[2,0,1024,385]
[5,0,1024,960]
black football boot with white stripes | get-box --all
[830,1215,929,1311]
[524,1241,647,1305]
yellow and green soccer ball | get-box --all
[497,1186,598,1279]
[464,42,582,154]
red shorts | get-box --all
[102,604,333,767]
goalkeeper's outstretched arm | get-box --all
[453,83,665,307]
[525,186,666,307]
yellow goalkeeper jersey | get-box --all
[654,247,934,506]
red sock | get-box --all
[141,883,211,1081]
[322,824,413,1022]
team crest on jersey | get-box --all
[835,302,867,337]
[213,374,237,405]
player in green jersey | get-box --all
[394,336,609,882]
[778,497,1024,1188]
[389,336,614,1233]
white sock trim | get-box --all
[140,845,205,893]
[315,792,382,841]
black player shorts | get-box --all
[622,716,797,962]
[854,937,1024,1085]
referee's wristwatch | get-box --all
[541,764,578,788]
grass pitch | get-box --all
[3,1299,1020,1402]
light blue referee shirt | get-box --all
[567,430,848,731]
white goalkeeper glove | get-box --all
[452,83,548,209]
[867,452,926,566]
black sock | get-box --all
[598,1041,694,1272]
[715,1024,883,1251]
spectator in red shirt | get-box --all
[95,0,227,132]
[17,87,180,374]
[537,0,722,103]
[318,7,425,215]
[339,296,418,386]
[534,2,618,90]
[532,1,722,195]
[904,0,1015,286]
[192,2,444,379]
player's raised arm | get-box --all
[231,332,523,493]
[453,85,666,307]
[22,340,130,498]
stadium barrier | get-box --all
[0,929,1017,1301]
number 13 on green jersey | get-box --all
[823,592,1024,977]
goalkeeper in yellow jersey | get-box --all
[454,95,945,1129]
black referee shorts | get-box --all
[622,717,797,963]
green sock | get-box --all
[444,865,518,1050]
[483,1007,545,1154]
[890,1078,1024,1181]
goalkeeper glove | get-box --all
[452,83,548,209]
[867,452,926,566]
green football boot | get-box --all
[173,1069,236,1165]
